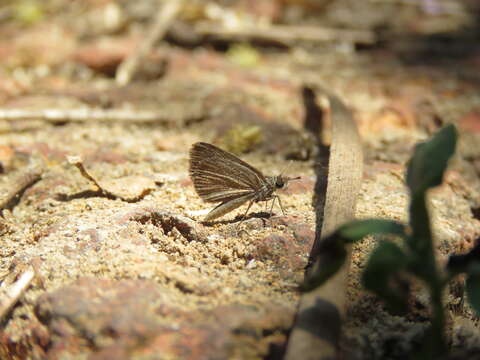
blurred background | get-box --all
[0,0,479,91]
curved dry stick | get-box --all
[0,165,43,213]
[285,88,363,359]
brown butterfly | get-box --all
[189,142,300,223]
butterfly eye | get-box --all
[275,178,285,188]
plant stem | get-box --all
[427,280,447,357]
[410,194,447,357]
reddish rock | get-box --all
[251,218,315,272]
[253,235,305,272]
[138,304,293,360]
[33,279,292,359]
[0,321,50,359]
[166,48,225,76]
[71,38,133,76]
[35,278,177,356]
[18,170,72,208]
[0,145,14,173]
[372,105,415,132]
[84,148,129,164]
[16,142,68,163]
[240,215,302,232]
[458,109,480,134]
[368,86,441,134]
[255,234,294,259]
[281,176,315,195]
[266,215,299,227]
[292,224,316,248]
[31,324,50,352]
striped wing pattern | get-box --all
[189,142,266,203]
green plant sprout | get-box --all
[303,124,480,358]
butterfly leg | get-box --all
[268,195,285,217]
[235,200,256,236]
[275,195,286,216]
[268,196,276,218]
[236,199,255,230]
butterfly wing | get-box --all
[189,142,266,203]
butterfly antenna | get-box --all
[280,161,301,181]
[279,160,293,176]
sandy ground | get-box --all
[0,1,479,358]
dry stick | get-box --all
[195,23,376,45]
[0,267,35,322]
[0,108,173,123]
[67,156,103,191]
[116,0,183,86]
[284,88,363,359]
[0,166,43,212]
[67,156,115,199]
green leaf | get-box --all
[447,241,480,276]
[338,219,407,242]
[362,241,410,314]
[301,234,347,292]
[406,124,457,195]
[466,263,480,316]
[301,220,408,292]
[300,248,347,292]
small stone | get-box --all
[293,224,315,248]
[0,145,14,172]
[458,109,480,134]
[253,233,307,272]
[281,176,314,195]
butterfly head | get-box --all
[273,175,301,189]
[274,161,301,189]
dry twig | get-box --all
[0,108,175,124]
[68,156,103,192]
[0,267,35,322]
[116,0,183,86]
[195,23,376,45]
[67,155,115,199]
[0,165,43,213]
[67,156,156,202]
